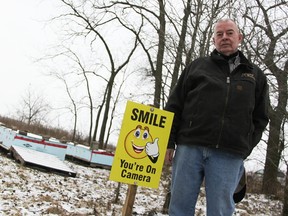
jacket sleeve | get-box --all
[251,68,269,150]
[164,64,191,149]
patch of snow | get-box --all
[0,152,283,215]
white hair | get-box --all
[213,18,241,34]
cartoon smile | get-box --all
[132,141,145,154]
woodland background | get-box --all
[1,0,287,215]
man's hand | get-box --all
[165,149,175,166]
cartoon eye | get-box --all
[143,130,149,139]
[134,128,141,138]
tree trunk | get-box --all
[153,0,166,108]
[282,165,288,215]
[92,88,108,143]
[169,0,191,92]
[262,111,283,194]
[99,74,115,149]
[262,62,288,195]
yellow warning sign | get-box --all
[109,101,174,188]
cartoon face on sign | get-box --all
[124,125,159,163]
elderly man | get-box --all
[165,18,269,216]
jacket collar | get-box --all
[211,49,254,71]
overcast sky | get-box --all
[0,0,59,116]
[0,1,143,146]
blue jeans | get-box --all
[169,145,244,216]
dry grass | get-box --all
[45,204,66,215]
[246,172,285,201]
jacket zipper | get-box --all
[216,76,231,148]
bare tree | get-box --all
[104,70,130,149]
[45,45,97,145]
[241,0,288,196]
[15,86,51,127]
[68,49,94,145]
[99,1,167,108]
[53,73,79,142]
[54,0,139,149]
[282,62,288,215]
[168,0,192,93]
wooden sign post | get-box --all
[122,184,138,216]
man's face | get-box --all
[213,21,243,56]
